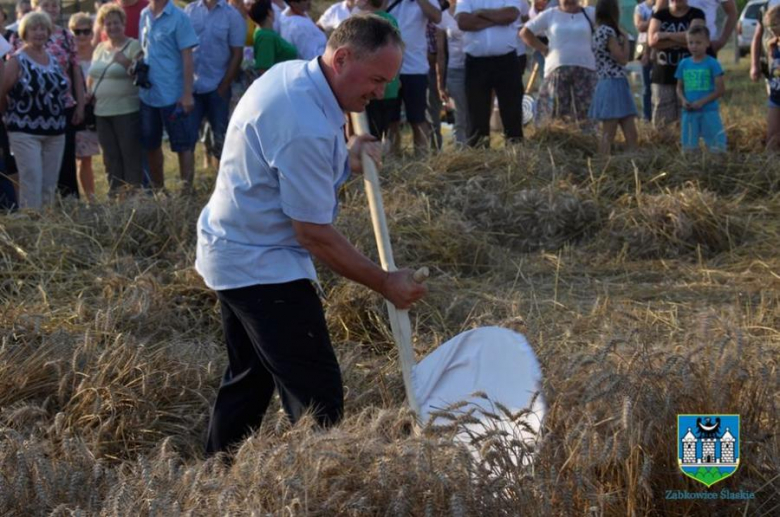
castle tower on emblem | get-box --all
[702,437,716,463]
[721,428,735,463]
[682,428,697,463]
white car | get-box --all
[738,0,765,57]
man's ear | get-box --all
[332,46,351,73]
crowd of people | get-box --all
[0,0,776,211]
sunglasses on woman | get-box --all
[73,28,92,36]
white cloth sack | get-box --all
[413,326,546,453]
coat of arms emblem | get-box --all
[678,414,740,487]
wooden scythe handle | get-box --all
[350,111,424,417]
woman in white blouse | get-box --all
[520,0,597,126]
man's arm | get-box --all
[457,12,495,31]
[435,28,447,100]
[219,10,248,97]
[476,7,520,25]
[292,221,427,309]
[418,0,443,24]
[219,46,243,97]
[713,0,738,52]
[634,8,650,33]
[180,47,195,113]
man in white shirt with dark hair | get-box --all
[456,0,525,146]
[387,0,442,154]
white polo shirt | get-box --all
[456,0,523,57]
[391,0,430,74]
[196,58,351,290]
[281,12,328,60]
[318,1,354,31]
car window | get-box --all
[745,3,763,20]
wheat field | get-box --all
[0,50,778,515]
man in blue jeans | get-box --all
[139,0,199,191]
[185,0,245,166]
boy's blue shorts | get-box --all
[681,110,727,152]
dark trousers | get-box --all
[641,61,653,121]
[0,124,17,211]
[465,52,525,147]
[0,162,16,210]
[206,280,344,455]
[366,98,400,140]
[57,107,79,199]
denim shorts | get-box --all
[681,109,727,152]
[139,101,199,153]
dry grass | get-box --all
[1,65,779,515]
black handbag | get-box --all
[82,102,96,131]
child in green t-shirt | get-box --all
[249,0,298,75]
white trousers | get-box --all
[8,132,66,209]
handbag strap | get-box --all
[90,40,133,97]
[581,7,594,33]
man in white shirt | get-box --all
[196,15,426,455]
[456,0,524,146]
[317,0,356,33]
[387,0,442,153]
[655,0,737,54]
[280,0,328,60]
